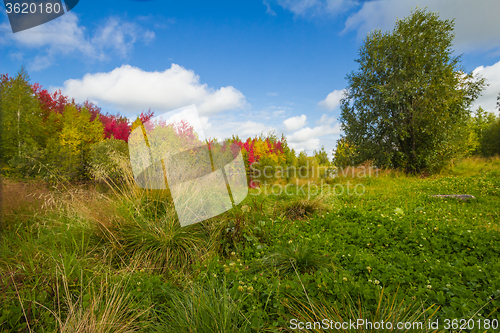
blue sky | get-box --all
[1,0,500,155]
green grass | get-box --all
[1,157,499,332]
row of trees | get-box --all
[0,70,331,184]
[0,69,154,181]
[333,8,500,173]
[3,9,499,182]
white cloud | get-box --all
[316,113,336,126]
[276,0,355,16]
[472,60,500,114]
[273,109,286,117]
[318,89,345,111]
[284,114,307,131]
[202,116,276,142]
[275,0,500,54]
[289,138,321,152]
[277,0,320,16]
[91,16,155,59]
[57,64,248,116]
[263,0,277,16]
[287,121,342,152]
[9,12,93,58]
[2,12,154,70]
[342,0,500,54]
[231,121,276,137]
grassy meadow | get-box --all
[1,156,500,332]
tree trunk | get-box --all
[17,95,21,156]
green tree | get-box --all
[339,8,485,173]
[0,68,45,172]
[332,137,357,167]
[313,145,330,166]
[89,138,129,183]
[45,104,104,181]
[469,107,497,155]
[481,112,500,157]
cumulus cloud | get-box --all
[289,138,321,152]
[217,120,275,138]
[198,112,276,142]
[342,0,500,54]
[57,64,248,116]
[2,12,154,70]
[316,113,336,125]
[472,60,500,114]
[275,0,500,54]
[318,89,345,111]
[287,121,342,152]
[284,114,307,131]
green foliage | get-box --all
[89,138,129,184]
[339,8,485,174]
[45,104,104,181]
[0,68,46,173]
[281,135,297,167]
[257,242,329,274]
[313,145,330,166]
[480,113,500,157]
[332,137,358,167]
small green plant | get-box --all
[279,197,325,220]
[256,242,329,274]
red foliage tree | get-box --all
[31,83,69,119]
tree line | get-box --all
[0,71,332,184]
[3,9,497,181]
[0,69,156,182]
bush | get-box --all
[89,139,129,184]
[481,118,500,157]
[279,197,324,220]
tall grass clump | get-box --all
[443,155,500,176]
[159,278,250,333]
[107,216,208,274]
[255,242,330,275]
[39,262,148,333]
[285,289,440,333]
[278,196,325,220]
[89,150,210,274]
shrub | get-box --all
[279,197,324,220]
[89,139,129,184]
[257,242,329,274]
[159,278,250,332]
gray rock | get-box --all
[429,194,476,201]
